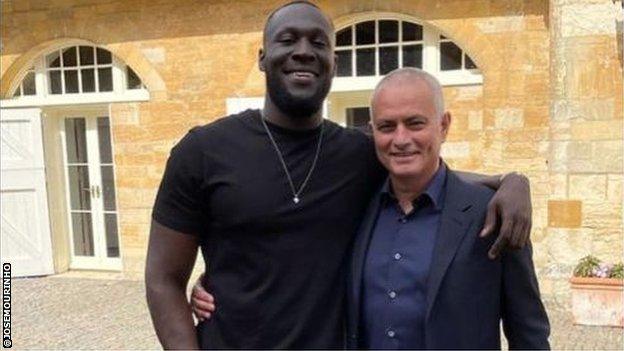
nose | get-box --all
[292,38,315,63]
[392,125,411,149]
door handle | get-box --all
[95,185,101,198]
[82,187,93,197]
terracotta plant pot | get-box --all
[570,277,624,328]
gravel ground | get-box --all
[6,275,623,350]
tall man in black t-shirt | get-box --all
[146,1,534,349]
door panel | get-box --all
[0,107,54,277]
[61,112,121,270]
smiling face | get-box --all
[259,3,336,118]
[371,77,450,182]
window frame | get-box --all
[331,14,483,93]
[2,45,149,108]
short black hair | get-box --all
[263,1,335,45]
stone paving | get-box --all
[6,274,623,350]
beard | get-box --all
[266,70,331,119]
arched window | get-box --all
[332,18,482,92]
[5,45,148,106]
[335,20,426,76]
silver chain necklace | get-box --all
[260,112,324,204]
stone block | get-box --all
[607,174,623,203]
[560,3,618,37]
[475,15,525,33]
[494,108,524,129]
[504,141,540,159]
[549,173,568,198]
[548,200,582,228]
[553,99,616,122]
[549,141,570,172]
[141,46,166,64]
[569,174,607,201]
[589,141,624,173]
[454,85,483,101]
[468,110,483,130]
[441,141,470,159]
[571,120,623,141]
[582,200,622,229]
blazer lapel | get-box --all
[425,170,474,320]
[350,186,384,332]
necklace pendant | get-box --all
[293,196,300,204]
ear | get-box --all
[258,48,266,72]
[441,112,451,142]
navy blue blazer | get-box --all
[346,168,550,350]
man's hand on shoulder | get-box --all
[480,172,532,259]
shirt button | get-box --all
[394,253,402,260]
[387,330,395,338]
[388,291,397,299]
[399,217,407,223]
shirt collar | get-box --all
[380,160,447,211]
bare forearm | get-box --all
[145,221,200,349]
[146,280,199,349]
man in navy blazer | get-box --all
[346,68,550,350]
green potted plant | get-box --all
[570,255,624,327]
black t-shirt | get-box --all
[153,109,385,349]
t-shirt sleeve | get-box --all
[152,129,205,236]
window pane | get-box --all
[101,166,117,212]
[379,46,398,75]
[13,89,20,97]
[62,47,77,67]
[72,212,94,256]
[81,69,95,92]
[104,214,120,258]
[356,48,375,76]
[346,107,370,128]
[46,51,61,68]
[79,46,94,65]
[440,41,462,70]
[336,27,352,47]
[403,45,423,68]
[96,48,112,64]
[64,70,79,93]
[127,67,142,89]
[67,166,91,211]
[97,117,113,163]
[356,21,375,45]
[49,70,62,94]
[65,118,88,163]
[402,22,423,41]
[465,54,477,69]
[98,67,113,92]
[379,20,398,43]
[23,71,36,95]
[336,50,352,77]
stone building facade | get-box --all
[1,0,622,305]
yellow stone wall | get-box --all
[1,0,622,303]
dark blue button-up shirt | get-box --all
[361,163,447,350]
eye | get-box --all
[376,124,394,133]
[312,38,328,47]
[277,35,296,44]
[406,119,426,129]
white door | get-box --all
[60,110,121,270]
[0,107,54,277]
